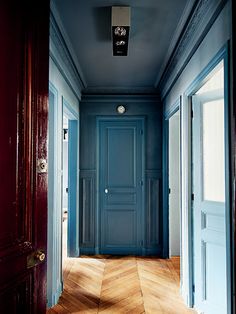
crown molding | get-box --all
[154,0,196,87]
[50,2,87,99]
[81,94,161,103]
[82,86,159,96]
[157,0,228,100]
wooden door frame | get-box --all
[185,44,231,312]
[96,116,145,255]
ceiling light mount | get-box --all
[112,6,130,56]
[114,26,127,36]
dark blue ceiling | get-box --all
[54,0,190,94]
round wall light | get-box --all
[116,105,126,114]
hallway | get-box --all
[47,256,196,313]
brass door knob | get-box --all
[35,250,45,262]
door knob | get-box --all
[105,189,108,194]
[27,250,46,268]
[35,250,46,262]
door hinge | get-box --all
[191,109,194,119]
[169,188,171,194]
[140,180,143,186]
[191,193,194,201]
[140,129,143,135]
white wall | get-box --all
[169,111,180,257]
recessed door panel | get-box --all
[105,211,136,246]
[107,128,135,187]
[99,119,144,255]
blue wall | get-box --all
[79,95,163,256]
[161,0,232,307]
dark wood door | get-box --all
[0,1,49,313]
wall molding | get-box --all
[158,0,228,100]
[145,169,162,256]
[80,170,96,248]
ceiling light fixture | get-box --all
[112,6,130,56]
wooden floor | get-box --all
[47,256,196,314]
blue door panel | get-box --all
[99,119,144,255]
[105,211,136,246]
[107,128,135,187]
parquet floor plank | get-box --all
[47,256,197,314]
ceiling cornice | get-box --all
[154,0,196,88]
[50,2,87,96]
[81,94,161,103]
[83,86,159,96]
[157,0,228,100]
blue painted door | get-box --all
[99,119,144,255]
[192,90,227,314]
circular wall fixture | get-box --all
[116,105,126,114]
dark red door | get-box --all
[0,1,49,313]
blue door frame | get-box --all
[96,117,145,255]
[47,90,79,308]
[163,98,181,259]
[63,97,80,258]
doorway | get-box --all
[191,60,230,314]
[47,93,79,308]
[98,118,145,255]
[62,116,69,263]
[168,110,181,258]
[63,98,79,259]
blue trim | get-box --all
[164,98,181,120]
[144,247,162,256]
[80,247,96,255]
[63,96,79,120]
[185,44,228,96]
[184,43,231,312]
[50,11,86,90]
[96,116,146,255]
[50,53,81,102]
[62,97,80,258]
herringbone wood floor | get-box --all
[47,256,196,314]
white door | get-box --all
[192,64,227,314]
